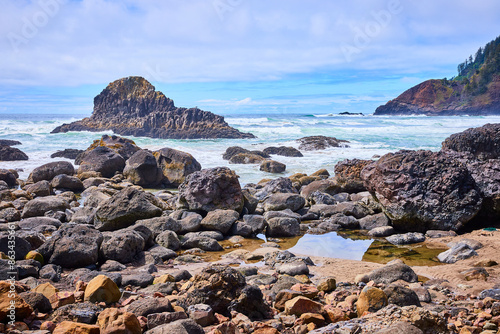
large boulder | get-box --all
[0,145,28,161]
[466,159,500,219]
[51,174,84,191]
[254,177,298,200]
[222,146,269,160]
[333,159,372,193]
[95,187,163,231]
[77,146,126,178]
[442,123,500,160]
[51,149,84,159]
[229,153,266,164]
[178,265,270,319]
[29,161,75,182]
[21,196,70,218]
[361,150,482,232]
[267,217,300,237]
[260,160,286,173]
[263,193,305,212]
[368,262,418,284]
[177,167,244,213]
[145,319,204,334]
[123,150,163,187]
[100,230,146,264]
[37,224,103,268]
[154,147,201,187]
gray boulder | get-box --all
[359,212,390,230]
[437,243,478,264]
[177,167,244,213]
[51,174,84,191]
[21,196,70,218]
[200,209,239,234]
[37,224,103,268]
[263,193,305,212]
[154,147,202,187]
[123,149,163,187]
[181,237,223,251]
[260,160,286,173]
[144,319,204,334]
[156,230,181,251]
[386,232,425,245]
[368,262,418,284]
[95,187,163,231]
[77,146,126,178]
[100,230,145,264]
[267,217,300,237]
[29,161,74,182]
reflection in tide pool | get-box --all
[288,232,373,261]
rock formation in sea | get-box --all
[375,35,500,115]
[51,76,255,139]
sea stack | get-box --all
[51,76,255,139]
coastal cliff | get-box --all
[51,76,255,139]
[376,35,500,115]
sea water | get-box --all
[1,112,500,184]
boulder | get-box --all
[255,177,298,200]
[29,161,74,182]
[85,135,140,161]
[181,237,223,251]
[126,298,172,318]
[51,149,84,159]
[0,145,28,161]
[95,187,163,231]
[100,230,145,264]
[200,209,239,234]
[97,308,141,334]
[267,217,300,237]
[361,150,482,232]
[222,146,269,160]
[368,226,395,237]
[333,158,372,193]
[277,262,309,276]
[84,275,121,304]
[229,285,273,320]
[356,286,388,316]
[37,224,103,268]
[284,296,323,316]
[263,193,305,212]
[77,146,126,178]
[156,231,181,251]
[442,123,500,160]
[19,291,52,313]
[358,212,390,230]
[177,265,248,316]
[25,180,52,197]
[154,147,201,187]
[297,136,349,151]
[51,174,84,191]
[374,322,424,334]
[0,169,18,187]
[300,179,341,199]
[21,196,70,218]
[0,234,31,260]
[144,319,204,334]
[263,146,303,157]
[386,232,425,245]
[383,285,421,307]
[137,216,182,237]
[0,281,33,321]
[187,304,215,327]
[177,167,244,213]
[229,153,266,164]
[53,321,100,334]
[437,243,478,263]
[49,302,102,324]
[121,274,154,288]
[368,262,418,284]
[123,149,163,187]
[260,160,286,173]
[0,139,21,146]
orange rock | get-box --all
[97,307,141,334]
[40,321,57,332]
[50,291,75,309]
[153,274,175,284]
[84,275,121,304]
[0,281,33,322]
[458,326,481,334]
[253,327,280,334]
[307,322,317,332]
[324,305,349,323]
[290,284,319,298]
[317,277,336,293]
[299,313,325,326]
[32,282,59,299]
[53,321,100,334]
[356,286,388,317]
[284,296,324,316]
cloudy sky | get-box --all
[1,0,500,116]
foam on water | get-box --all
[1,113,500,184]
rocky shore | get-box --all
[1,124,500,333]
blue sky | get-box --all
[1,0,500,116]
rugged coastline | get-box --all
[0,124,499,333]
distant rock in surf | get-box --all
[51,76,255,139]
[0,145,28,161]
[297,136,350,151]
[0,140,22,146]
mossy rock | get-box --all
[25,250,44,265]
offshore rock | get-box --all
[361,150,482,232]
[52,76,254,139]
[0,145,28,161]
[297,136,349,151]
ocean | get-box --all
[1,113,500,185]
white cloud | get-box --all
[0,0,499,87]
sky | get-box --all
[1,0,500,116]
